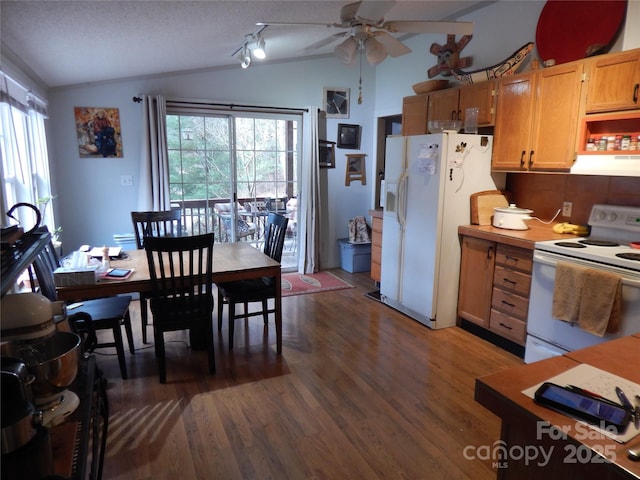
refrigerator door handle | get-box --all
[397,172,408,227]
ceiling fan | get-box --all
[258,0,474,66]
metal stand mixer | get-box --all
[1,293,82,455]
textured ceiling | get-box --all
[1,0,489,88]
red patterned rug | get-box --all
[281,271,354,297]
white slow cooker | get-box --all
[493,204,533,230]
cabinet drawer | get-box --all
[495,244,532,272]
[489,309,526,345]
[371,244,382,261]
[494,265,531,296]
[491,287,529,320]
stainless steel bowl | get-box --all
[17,332,81,402]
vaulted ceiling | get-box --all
[1,0,489,88]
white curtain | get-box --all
[0,71,54,234]
[298,106,321,273]
[138,95,170,211]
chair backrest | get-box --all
[131,208,182,249]
[263,213,288,263]
[31,233,60,302]
[144,232,215,310]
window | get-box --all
[0,72,55,238]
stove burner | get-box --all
[554,242,587,248]
[616,252,640,261]
[578,239,620,247]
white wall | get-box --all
[43,0,637,268]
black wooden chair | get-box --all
[216,213,288,349]
[144,232,216,383]
[131,208,182,344]
[31,230,134,379]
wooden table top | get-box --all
[56,242,280,301]
[476,336,640,478]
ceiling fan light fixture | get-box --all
[238,45,251,69]
[253,35,266,59]
[334,37,358,65]
[364,37,387,65]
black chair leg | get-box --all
[206,326,216,375]
[217,290,224,331]
[229,302,235,349]
[155,329,166,384]
[123,311,135,354]
[140,295,149,344]
[112,326,128,380]
[262,299,268,325]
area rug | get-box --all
[281,271,354,297]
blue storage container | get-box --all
[337,238,371,273]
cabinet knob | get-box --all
[633,84,639,104]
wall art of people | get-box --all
[74,107,123,157]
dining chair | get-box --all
[130,208,182,344]
[216,213,288,349]
[31,230,135,379]
[144,232,216,383]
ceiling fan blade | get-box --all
[373,32,411,57]
[355,0,397,24]
[340,1,362,24]
[383,20,474,36]
[299,32,347,53]
[257,21,338,28]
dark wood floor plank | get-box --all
[96,268,521,479]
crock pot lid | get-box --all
[494,205,533,214]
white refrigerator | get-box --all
[380,133,505,329]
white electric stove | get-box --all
[524,204,640,363]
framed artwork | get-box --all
[323,87,350,118]
[319,140,336,168]
[337,123,361,149]
[74,106,123,157]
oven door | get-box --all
[525,250,640,363]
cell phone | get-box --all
[105,268,131,278]
[534,382,631,433]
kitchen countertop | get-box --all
[458,222,577,250]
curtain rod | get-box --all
[132,96,307,113]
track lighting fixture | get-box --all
[253,35,266,60]
[232,25,268,69]
[238,44,251,69]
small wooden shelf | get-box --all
[579,111,640,154]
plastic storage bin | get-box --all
[337,238,371,273]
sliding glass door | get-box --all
[166,111,300,269]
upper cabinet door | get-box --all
[459,80,496,126]
[586,49,640,113]
[428,88,460,123]
[529,62,584,171]
[492,73,536,171]
[402,94,429,135]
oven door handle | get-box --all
[533,252,640,287]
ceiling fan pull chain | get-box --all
[358,48,363,104]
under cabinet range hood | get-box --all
[571,153,640,176]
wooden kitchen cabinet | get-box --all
[457,235,495,328]
[370,215,383,282]
[585,49,640,113]
[428,81,496,126]
[428,87,460,122]
[492,62,584,172]
[402,94,429,135]
[488,244,532,345]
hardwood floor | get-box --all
[95,268,522,479]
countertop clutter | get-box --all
[458,221,576,250]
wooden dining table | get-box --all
[56,242,283,353]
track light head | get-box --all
[253,35,266,60]
[238,45,251,69]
